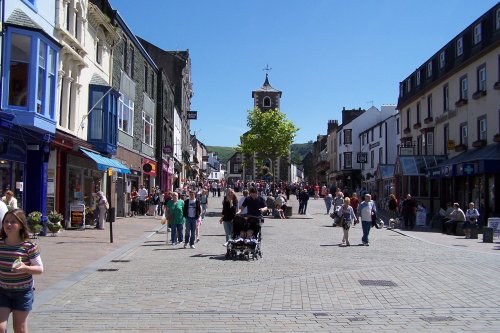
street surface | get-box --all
[27,195,500,332]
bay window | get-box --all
[2,27,59,132]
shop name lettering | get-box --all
[435,109,458,125]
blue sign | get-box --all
[461,163,475,176]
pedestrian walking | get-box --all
[130,187,138,216]
[238,190,249,215]
[96,191,108,230]
[137,185,148,215]
[0,209,43,333]
[324,193,333,215]
[338,197,356,247]
[298,189,309,214]
[183,190,201,249]
[200,189,209,220]
[401,194,417,229]
[350,192,360,223]
[388,194,398,219]
[358,193,377,246]
[221,188,238,246]
[166,192,184,245]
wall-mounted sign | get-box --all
[142,159,157,176]
[357,152,368,163]
[187,111,198,120]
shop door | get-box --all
[83,177,95,209]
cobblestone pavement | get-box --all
[28,196,500,332]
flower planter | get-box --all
[454,144,467,152]
[455,99,468,107]
[424,117,433,124]
[472,90,487,100]
[472,139,486,148]
[413,122,421,130]
[403,127,411,134]
[494,134,500,142]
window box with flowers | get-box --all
[403,127,411,134]
[472,90,487,100]
[413,122,421,130]
[455,98,468,107]
[472,139,486,148]
[424,117,433,124]
[454,144,468,152]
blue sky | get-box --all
[109,0,499,147]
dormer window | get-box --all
[406,78,411,92]
[416,71,421,85]
[473,23,482,45]
[456,37,463,56]
[263,96,271,107]
[439,51,445,69]
[427,62,432,78]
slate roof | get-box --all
[90,74,109,86]
[6,9,42,30]
[253,74,281,93]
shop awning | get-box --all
[428,143,500,178]
[396,155,447,176]
[80,148,130,174]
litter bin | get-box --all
[483,227,493,243]
[284,206,293,218]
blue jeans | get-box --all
[361,220,372,244]
[325,201,332,214]
[201,204,207,220]
[185,217,197,245]
[223,220,233,242]
[171,224,184,244]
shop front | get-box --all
[0,117,53,218]
[161,156,174,192]
[142,158,157,191]
[428,143,500,222]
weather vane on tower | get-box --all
[263,64,272,76]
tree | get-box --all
[237,107,299,182]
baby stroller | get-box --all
[226,215,263,260]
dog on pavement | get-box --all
[389,218,400,229]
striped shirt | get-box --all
[0,240,42,290]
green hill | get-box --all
[291,142,313,164]
[206,146,236,163]
[207,143,312,165]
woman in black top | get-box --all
[220,188,238,246]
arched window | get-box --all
[263,96,271,107]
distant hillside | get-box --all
[291,142,313,164]
[207,143,312,165]
[206,146,236,163]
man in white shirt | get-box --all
[137,185,148,215]
[357,193,377,246]
[1,190,18,211]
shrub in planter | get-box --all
[27,211,42,238]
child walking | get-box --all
[0,209,43,333]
